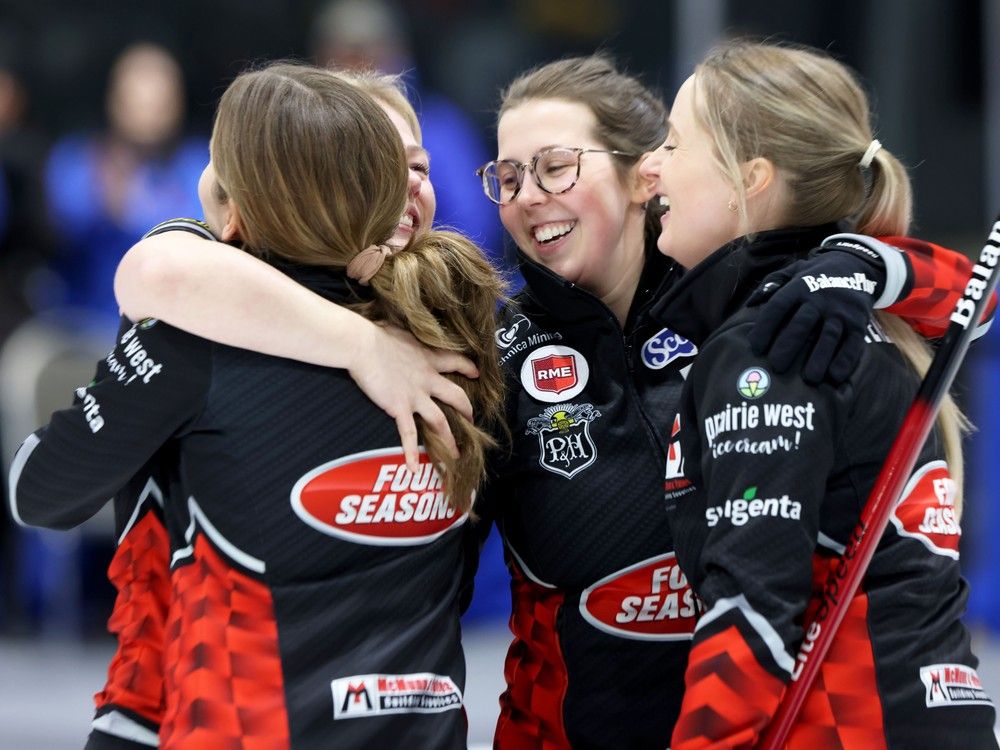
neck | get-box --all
[599,212,648,326]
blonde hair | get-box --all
[337,69,422,143]
[211,62,504,513]
[693,41,968,512]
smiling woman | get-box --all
[492,97,653,323]
[25,51,997,750]
[639,41,997,750]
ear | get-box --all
[742,157,778,200]
[219,200,244,243]
[630,157,658,204]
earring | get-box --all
[727,199,738,212]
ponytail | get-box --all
[854,147,913,239]
[854,151,968,514]
[361,230,507,515]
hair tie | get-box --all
[346,244,393,286]
[859,139,882,169]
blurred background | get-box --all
[1,0,999,747]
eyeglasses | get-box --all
[475,146,637,205]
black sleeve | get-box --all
[689,325,841,667]
[8,317,211,530]
[670,324,846,748]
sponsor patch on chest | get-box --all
[641,327,697,369]
[495,314,530,348]
[664,413,694,499]
[520,344,589,402]
[890,460,961,558]
[331,673,463,719]
[920,664,992,707]
[291,448,466,545]
[579,553,702,640]
[525,403,601,479]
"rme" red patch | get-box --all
[531,354,577,394]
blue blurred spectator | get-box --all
[311,0,508,273]
[43,42,206,321]
[0,56,52,333]
[0,47,55,633]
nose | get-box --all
[407,168,422,197]
[638,150,660,180]
[514,169,547,207]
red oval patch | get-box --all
[291,448,466,546]
[579,553,701,640]
[890,460,961,559]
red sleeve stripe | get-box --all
[672,625,785,750]
[696,594,794,674]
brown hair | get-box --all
[212,62,503,513]
[693,41,968,511]
[499,54,668,240]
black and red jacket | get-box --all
[10,264,473,749]
[81,449,174,750]
[482,234,994,749]
[657,225,997,750]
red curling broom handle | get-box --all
[758,214,1000,750]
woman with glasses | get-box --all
[103,56,988,747]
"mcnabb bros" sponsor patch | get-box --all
[919,664,992,708]
[331,673,463,719]
[291,448,467,546]
[578,553,701,640]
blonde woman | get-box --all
[11,63,503,748]
[640,41,996,749]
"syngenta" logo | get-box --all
[705,486,801,527]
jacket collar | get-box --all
[269,257,373,305]
[515,240,679,330]
[649,225,837,346]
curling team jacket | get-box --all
[84,219,210,750]
[483,237,995,749]
[10,264,472,750]
[88,448,176,750]
[656,226,998,750]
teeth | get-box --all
[659,196,670,209]
[533,221,576,243]
[399,214,414,228]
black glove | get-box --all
[142,217,217,241]
[747,240,888,385]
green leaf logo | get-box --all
[742,487,757,500]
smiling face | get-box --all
[639,75,741,269]
[380,102,436,248]
[496,98,647,302]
